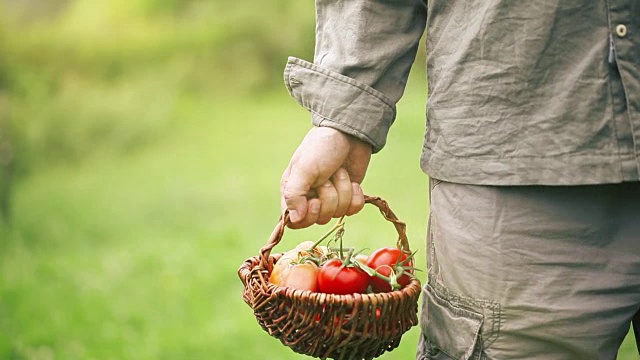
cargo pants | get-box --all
[417,180,640,360]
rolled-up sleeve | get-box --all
[284,0,427,153]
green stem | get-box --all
[339,226,344,259]
[309,216,345,250]
[357,262,401,290]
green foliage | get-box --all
[0,87,429,359]
[0,0,315,221]
[0,0,315,175]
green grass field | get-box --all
[0,76,432,359]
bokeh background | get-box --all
[0,1,636,359]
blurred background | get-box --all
[0,1,635,359]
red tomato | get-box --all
[366,247,413,292]
[318,259,369,295]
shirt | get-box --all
[283,0,640,185]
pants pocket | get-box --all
[418,283,484,360]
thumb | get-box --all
[281,165,314,223]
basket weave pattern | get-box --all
[238,196,421,360]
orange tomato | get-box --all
[283,262,319,292]
[269,241,324,291]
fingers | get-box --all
[315,167,356,225]
[283,166,365,228]
[279,127,372,229]
[281,162,322,229]
[315,180,339,225]
[346,182,365,216]
[332,168,353,218]
[281,164,311,224]
[287,198,321,229]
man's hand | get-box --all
[281,127,372,229]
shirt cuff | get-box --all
[284,57,396,153]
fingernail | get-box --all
[336,168,348,180]
[310,202,320,215]
[289,209,300,222]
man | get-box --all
[279,0,640,359]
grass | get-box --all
[0,78,431,359]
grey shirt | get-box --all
[284,0,640,185]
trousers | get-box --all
[417,179,640,360]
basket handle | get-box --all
[258,195,410,271]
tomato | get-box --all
[269,241,323,291]
[269,252,295,286]
[318,259,369,295]
[269,262,289,286]
[270,261,320,291]
[284,262,319,292]
[366,247,413,292]
[290,241,325,258]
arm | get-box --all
[282,0,427,228]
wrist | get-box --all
[315,125,373,154]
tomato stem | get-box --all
[309,216,346,250]
[339,226,344,259]
[356,262,402,290]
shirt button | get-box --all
[615,24,628,38]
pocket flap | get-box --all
[423,284,484,360]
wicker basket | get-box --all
[238,196,422,360]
